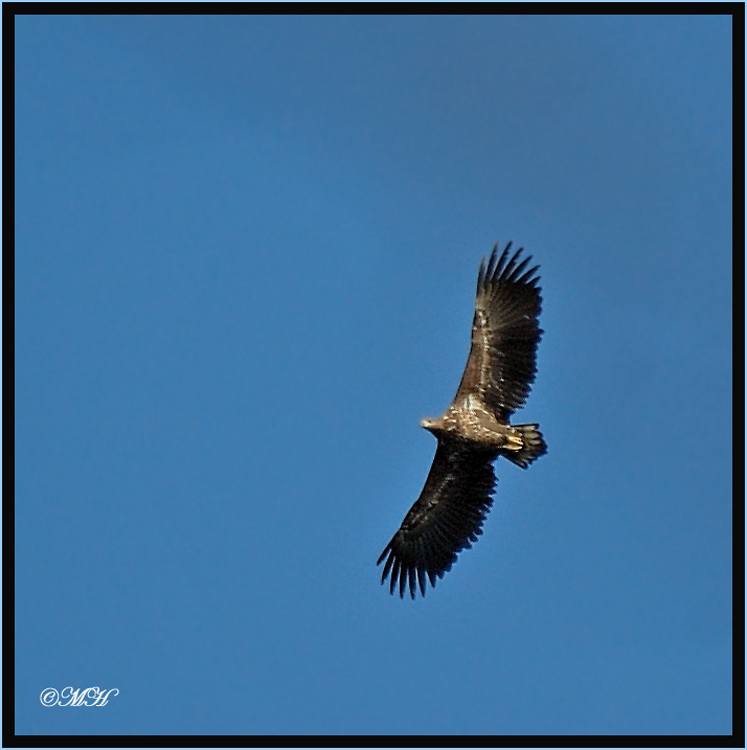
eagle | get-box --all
[377,242,546,598]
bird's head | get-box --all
[420,416,440,434]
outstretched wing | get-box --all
[454,242,543,421]
[377,441,497,599]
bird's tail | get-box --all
[503,424,547,469]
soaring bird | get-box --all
[377,242,546,598]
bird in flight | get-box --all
[377,242,546,598]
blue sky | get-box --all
[15,15,733,737]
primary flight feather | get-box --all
[378,242,546,598]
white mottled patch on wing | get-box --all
[466,393,482,411]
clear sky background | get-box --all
[15,15,732,737]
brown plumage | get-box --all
[377,242,546,598]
